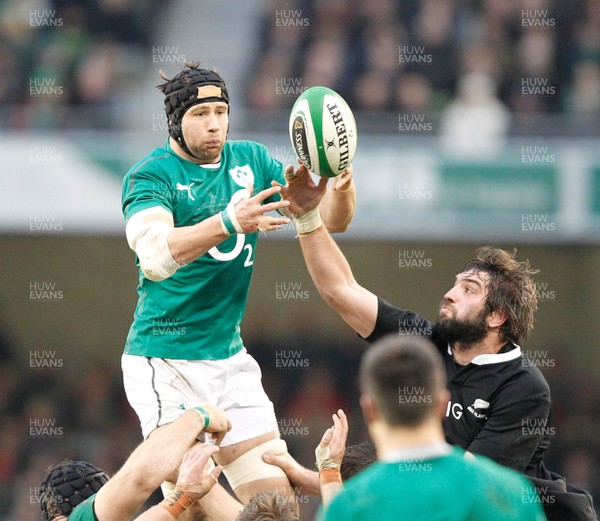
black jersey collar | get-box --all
[446,343,522,365]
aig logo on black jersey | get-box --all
[446,399,490,420]
[446,401,463,420]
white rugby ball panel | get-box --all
[321,92,356,176]
[289,86,357,178]
[289,98,318,173]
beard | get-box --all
[432,305,489,350]
[187,140,223,163]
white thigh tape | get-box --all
[222,438,288,490]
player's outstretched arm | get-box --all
[126,186,290,282]
[318,166,356,233]
[134,443,223,521]
[275,166,377,338]
[168,185,291,262]
[94,407,229,521]
[300,227,378,338]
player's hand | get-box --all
[315,409,348,471]
[262,449,321,495]
[175,443,222,501]
[332,164,353,192]
[262,450,302,481]
[272,162,328,217]
[233,185,290,234]
[193,404,232,445]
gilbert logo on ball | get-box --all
[289,86,357,178]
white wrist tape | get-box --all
[294,208,323,235]
[126,207,181,282]
[219,188,252,235]
[315,441,339,471]
[227,201,245,234]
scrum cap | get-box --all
[40,460,109,520]
[158,63,229,157]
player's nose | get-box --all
[206,113,221,132]
[443,287,457,302]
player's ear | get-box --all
[359,394,378,426]
[436,389,450,420]
[487,309,507,329]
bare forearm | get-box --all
[321,483,343,508]
[134,506,174,521]
[298,228,377,338]
[167,184,289,265]
[198,485,243,520]
[116,411,204,490]
[291,467,321,497]
[319,179,356,233]
[168,214,228,265]
[299,228,353,301]
[94,412,205,521]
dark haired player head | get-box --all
[40,460,109,520]
[340,441,377,481]
[433,246,539,352]
[360,335,447,430]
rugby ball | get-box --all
[289,86,357,178]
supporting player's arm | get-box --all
[134,443,223,521]
[94,406,230,521]
[318,166,356,233]
[316,410,348,507]
[261,452,321,496]
[263,410,349,503]
[126,186,290,281]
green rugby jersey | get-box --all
[320,447,547,521]
[122,139,285,360]
[68,493,97,520]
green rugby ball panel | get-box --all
[289,86,357,178]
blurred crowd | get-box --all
[0,322,140,521]
[2,0,599,132]
[0,0,162,129]
[247,0,600,121]
[1,322,599,520]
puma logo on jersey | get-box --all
[467,399,490,419]
[176,182,195,201]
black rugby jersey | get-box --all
[366,297,551,478]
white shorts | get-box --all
[122,349,278,446]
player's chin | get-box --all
[437,310,452,322]
[195,145,223,163]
